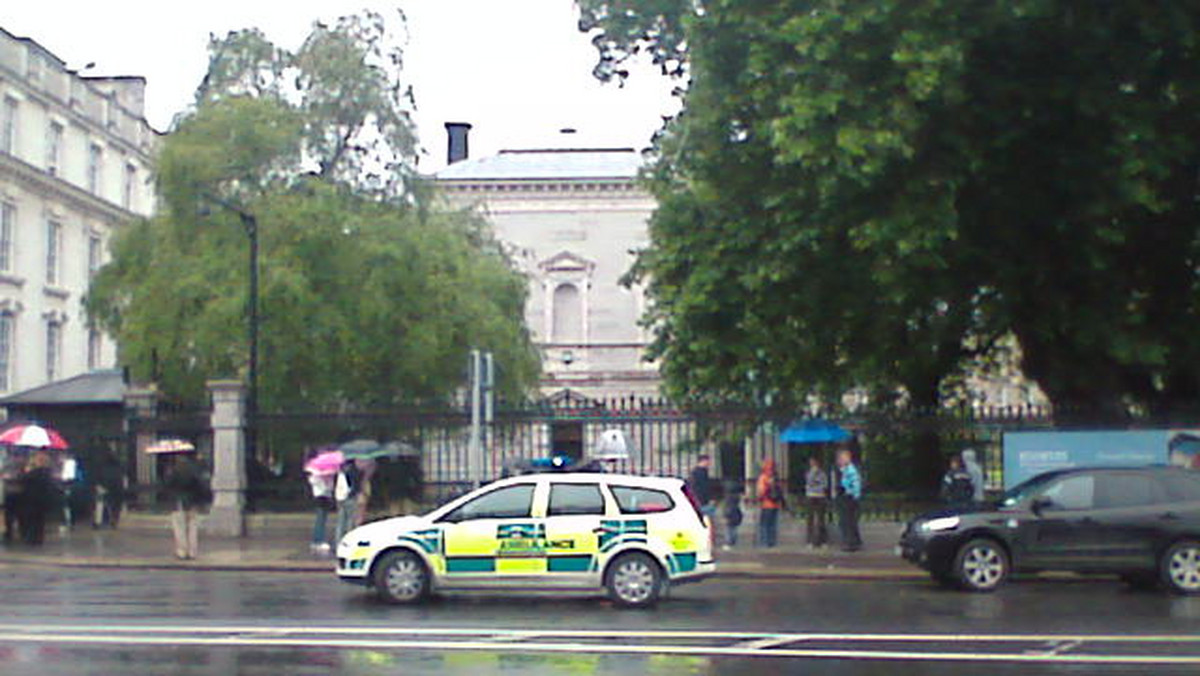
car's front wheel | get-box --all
[605,552,663,608]
[373,550,430,604]
[954,538,1008,592]
[1161,540,1200,595]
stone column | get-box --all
[206,379,246,537]
[124,385,159,488]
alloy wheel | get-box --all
[1167,544,1200,593]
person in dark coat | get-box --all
[19,452,57,546]
[2,456,24,544]
[688,455,716,523]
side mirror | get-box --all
[1031,497,1053,515]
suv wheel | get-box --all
[1161,540,1200,595]
[605,552,663,608]
[373,550,430,604]
[954,538,1008,592]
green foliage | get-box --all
[585,0,1200,418]
[87,13,539,410]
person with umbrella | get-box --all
[19,451,57,546]
[154,440,209,560]
[303,447,341,554]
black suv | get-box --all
[898,466,1200,593]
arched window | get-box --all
[552,283,583,343]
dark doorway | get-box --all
[551,422,584,461]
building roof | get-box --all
[0,369,126,406]
[436,148,644,181]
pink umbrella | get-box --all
[304,449,344,476]
[0,423,69,449]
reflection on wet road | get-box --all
[2,566,1200,674]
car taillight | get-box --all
[681,484,707,526]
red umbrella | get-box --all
[0,423,69,449]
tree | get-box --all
[582,1,1200,487]
[87,14,540,411]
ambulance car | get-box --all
[336,472,715,608]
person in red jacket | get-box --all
[756,458,784,548]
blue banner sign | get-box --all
[1002,429,1200,488]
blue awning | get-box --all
[780,419,850,444]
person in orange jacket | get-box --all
[756,458,784,548]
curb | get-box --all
[0,554,920,580]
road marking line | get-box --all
[0,631,1196,665]
[734,636,799,650]
[1048,640,1083,656]
[1,624,1199,644]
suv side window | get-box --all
[611,486,675,515]
[439,484,535,523]
[548,483,606,516]
[1162,473,1200,502]
[1095,473,1164,509]
[1040,474,1094,511]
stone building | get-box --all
[0,27,156,396]
[435,124,660,402]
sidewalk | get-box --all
[0,511,920,580]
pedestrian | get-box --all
[804,456,830,548]
[306,463,336,554]
[334,459,363,545]
[755,458,784,548]
[688,454,716,524]
[835,448,863,552]
[19,451,56,546]
[962,448,985,502]
[92,450,125,529]
[354,458,376,527]
[721,481,743,550]
[60,454,80,530]
[163,452,208,560]
[939,455,975,507]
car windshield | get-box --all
[997,472,1064,508]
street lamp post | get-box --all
[200,198,259,459]
[238,211,259,460]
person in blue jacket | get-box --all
[835,448,862,552]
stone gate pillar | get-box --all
[206,379,246,536]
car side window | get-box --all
[1162,473,1200,502]
[439,484,535,523]
[1039,474,1094,511]
[548,483,605,517]
[611,486,675,515]
[1095,473,1164,509]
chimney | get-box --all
[445,122,472,164]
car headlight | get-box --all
[920,516,961,533]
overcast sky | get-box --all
[1,0,678,171]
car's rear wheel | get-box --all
[605,552,663,608]
[1161,540,1200,595]
[373,550,430,604]
[954,538,1008,592]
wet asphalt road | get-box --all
[0,564,1199,675]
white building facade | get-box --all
[436,143,660,401]
[0,28,156,395]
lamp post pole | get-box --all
[238,211,259,460]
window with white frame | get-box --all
[87,328,101,370]
[1,97,17,155]
[87,143,103,194]
[0,312,12,391]
[46,121,63,175]
[87,233,102,278]
[552,283,583,343]
[46,319,62,382]
[0,202,14,273]
[46,219,62,285]
[122,164,136,209]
